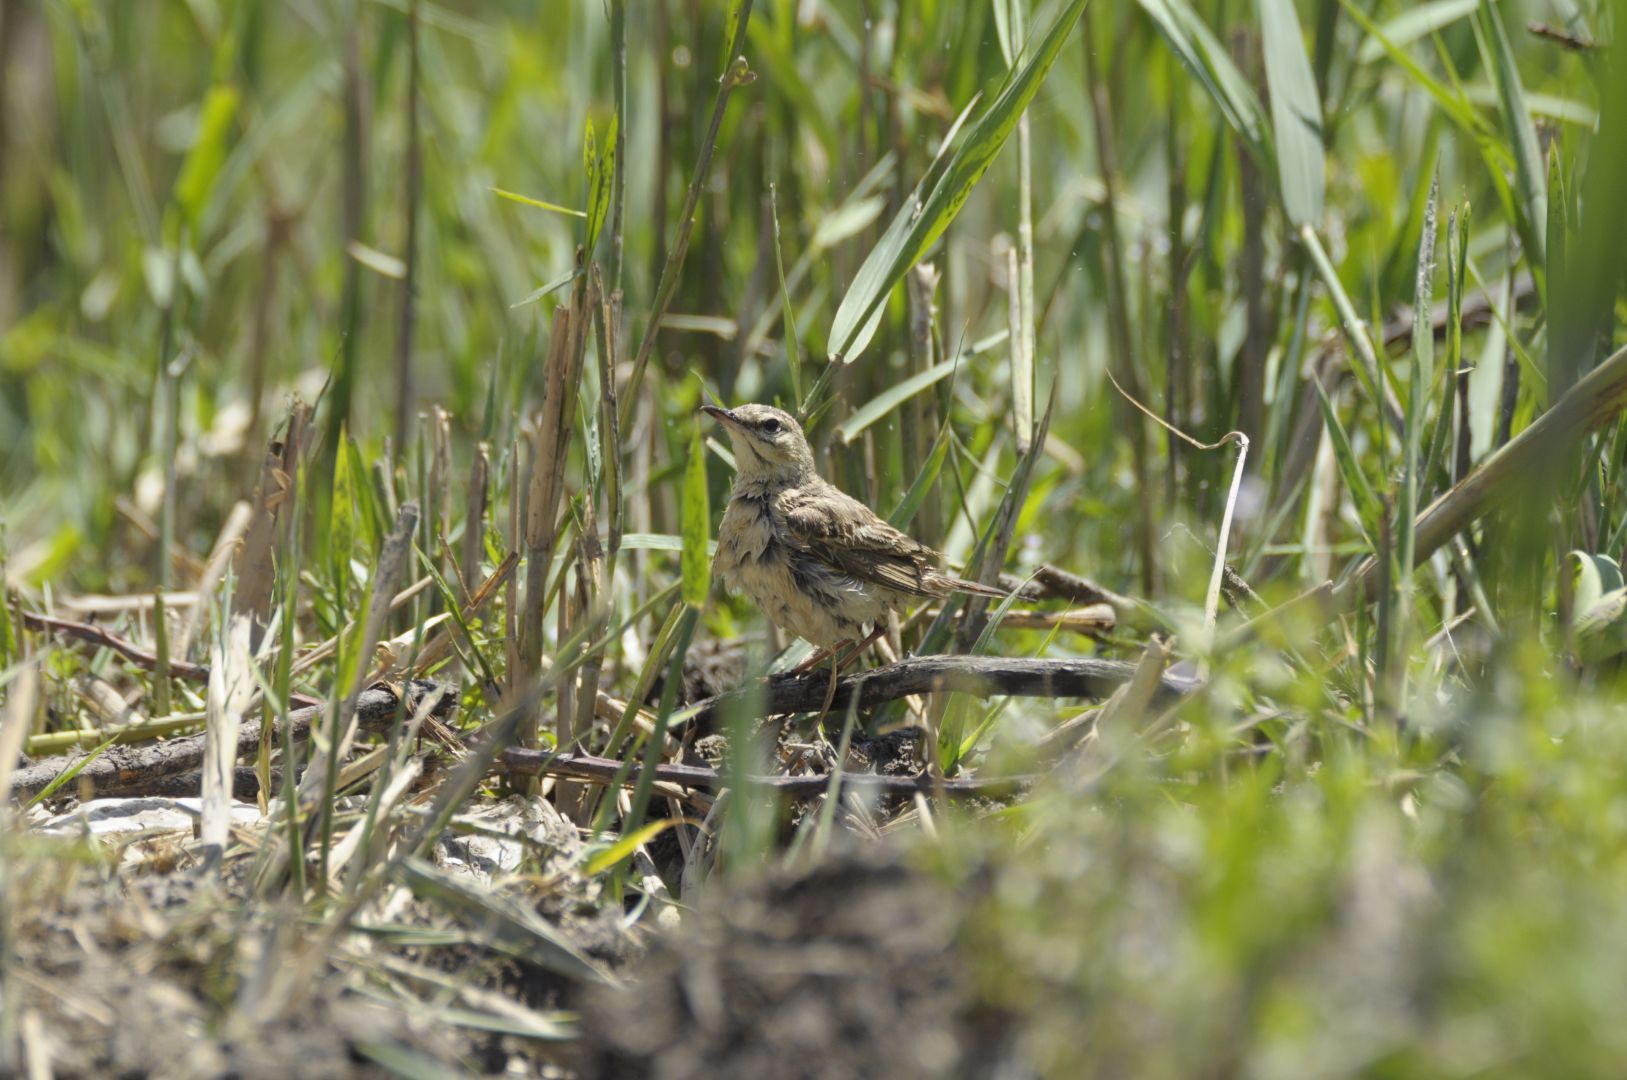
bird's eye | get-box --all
[761,418,781,434]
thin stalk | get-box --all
[1014,106,1036,455]
[608,0,628,295]
[1164,65,1188,508]
[1082,11,1156,594]
[392,0,421,452]
[620,9,756,429]
[1393,173,1438,712]
[326,17,368,467]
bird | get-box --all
[701,402,1007,706]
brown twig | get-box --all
[500,748,1031,799]
[20,610,322,710]
[22,611,211,682]
[9,681,453,803]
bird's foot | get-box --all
[818,655,841,718]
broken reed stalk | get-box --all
[522,276,596,784]
[428,406,451,596]
[461,442,489,601]
[1342,340,1627,600]
[174,500,253,659]
[8,681,452,803]
[234,402,309,644]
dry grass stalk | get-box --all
[0,661,38,810]
[175,499,253,660]
[461,442,490,601]
[298,503,421,803]
[234,401,309,641]
[201,613,256,861]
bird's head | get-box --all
[700,402,816,484]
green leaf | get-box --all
[584,816,698,876]
[173,85,240,228]
[584,114,617,253]
[1573,587,1627,665]
[344,432,381,556]
[1397,170,1438,640]
[510,271,578,309]
[1259,0,1325,227]
[330,422,358,592]
[1137,0,1270,161]
[1475,4,1546,269]
[992,0,1026,67]
[770,185,803,405]
[836,359,958,444]
[682,423,712,607]
[489,186,586,218]
[889,418,953,529]
[1571,552,1624,616]
[1338,0,1483,137]
[827,0,1089,364]
[27,734,119,809]
[1355,0,1481,63]
[721,0,751,75]
[810,194,887,254]
[1313,378,1381,545]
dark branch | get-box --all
[9,681,454,803]
[682,654,1197,729]
[501,749,1032,799]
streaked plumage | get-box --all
[703,403,1006,651]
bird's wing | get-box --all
[778,483,947,599]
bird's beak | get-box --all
[700,404,740,429]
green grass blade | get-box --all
[1259,0,1325,227]
[489,186,586,218]
[1138,0,1270,161]
[826,0,1089,363]
[1475,4,1547,270]
[890,418,953,529]
[681,423,712,608]
[1355,0,1481,63]
[1313,378,1381,545]
[835,359,957,445]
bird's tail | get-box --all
[938,573,1011,599]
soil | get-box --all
[2,793,639,1078]
[578,845,1013,1079]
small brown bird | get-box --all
[702,403,1007,682]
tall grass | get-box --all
[2,0,1626,1071]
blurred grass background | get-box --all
[4,0,1627,1073]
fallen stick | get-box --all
[9,681,453,803]
[500,749,1032,799]
[681,654,1197,729]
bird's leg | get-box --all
[817,624,888,717]
[791,640,851,676]
[818,651,841,718]
[839,624,887,667]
